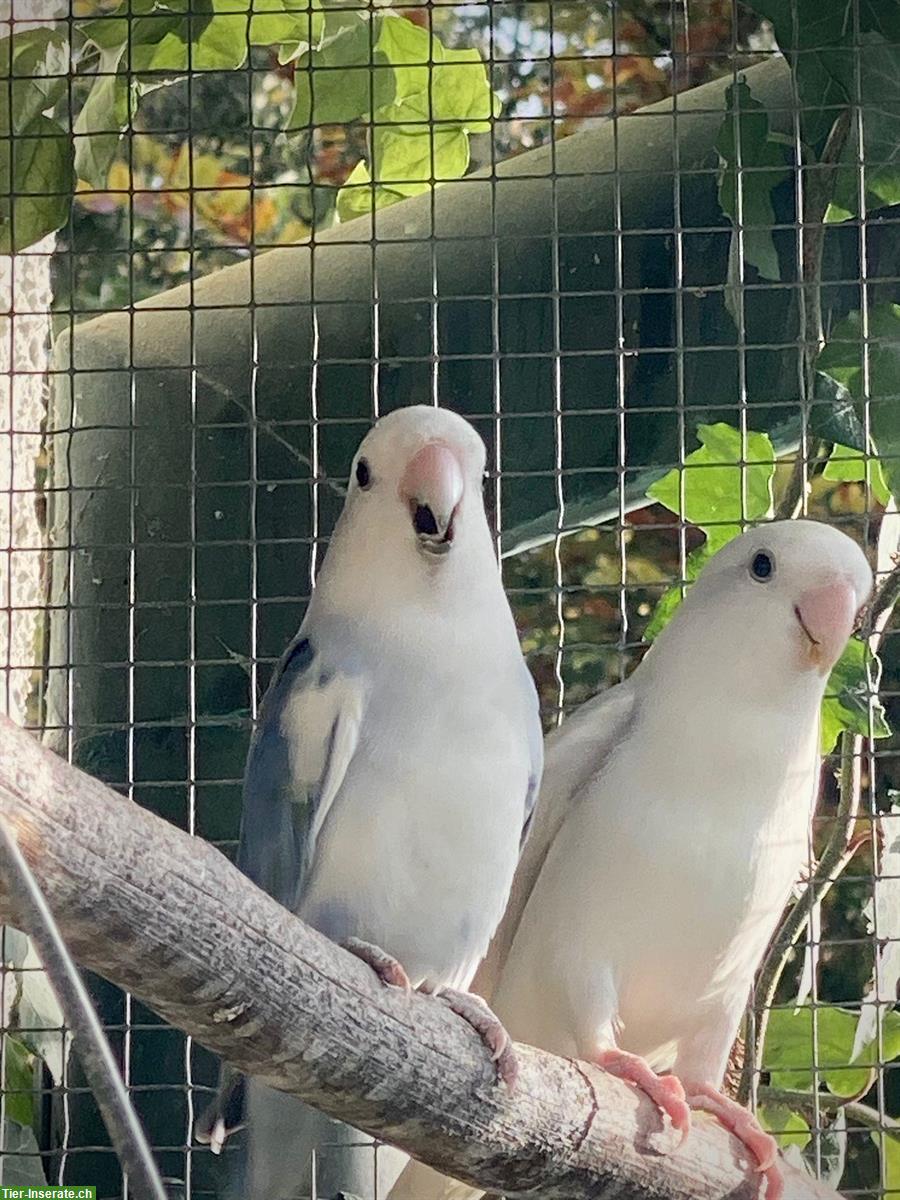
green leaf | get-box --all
[763,1004,900,1098]
[646,422,775,547]
[745,0,900,151]
[434,47,497,131]
[78,0,179,51]
[822,444,891,506]
[82,1,206,73]
[73,49,130,188]
[192,12,249,71]
[758,1103,811,1151]
[288,14,390,130]
[878,1130,900,1194]
[643,423,775,638]
[290,10,494,212]
[372,122,470,189]
[246,0,320,48]
[810,371,866,450]
[745,2,900,211]
[0,112,74,252]
[377,15,494,130]
[821,636,891,754]
[643,544,713,641]
[2,1037,35,1129]
[829,34,900,218]
[716,78,791,281]
[2,28,69,131]
[336,158,406,222]
[818,304,900,504]
[377,13,431,90]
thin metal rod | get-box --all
[0,817,168,1200]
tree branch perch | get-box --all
[0,715,841,1200]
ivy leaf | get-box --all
[821,636,891,754]
[878,1130,900,1194]
[746,0,900,150]
[79,0,190,52]
[643,544,713,641]
[336,158,406,222]
[80,0,213,74]
[371,121,470,190]
[2,1037,35,1129]
[246,0,321,49]
[822,444,891,506]
[288,14,390,130]
[716,78,791,281]
[745,3,900,216]
[192,16,249,71]
[642,423,774,637]
[330,13,495,220]
[763,1004,900,1098]
[73,49,130,188]
[810,371,866,451]
[0,111,74,252]
[758,1103,811,1151]
[818,304,900,504]
[3,28,69,130]
[646,422,775,548]
[378,15,494,130]
[434,46,497,132]
[828,34,900,219]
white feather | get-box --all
[392,518,873,1200]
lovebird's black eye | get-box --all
[355,458,372,490]
[750,550,775,581]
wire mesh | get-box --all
[0,0,899,1196]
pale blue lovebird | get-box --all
[198,405,543,1200]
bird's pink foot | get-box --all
[593,1049,691,1147]
[342,938,411,992]
[426,986,518,1089]
[686,1082,782,1200]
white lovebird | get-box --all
[197,405,543,1200]
[391,518,872,1200]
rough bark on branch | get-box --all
[0,716,840,1200]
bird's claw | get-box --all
[686,1082,782,1200]
[342,938,412,992]
[428,986,518,1089]
[593,1048,691,1148]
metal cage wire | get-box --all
[0,0,898,1196]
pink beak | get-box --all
[795,579,859,670]
[400,442,464,538]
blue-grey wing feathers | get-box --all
[197,632,363,1160]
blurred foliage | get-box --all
[5,0,495,259]
[47,0,774,314]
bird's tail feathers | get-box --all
[195,1067,247,1155]
[388,1158,482,1200]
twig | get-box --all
[800,110,852,373]
[775,440,829,521]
